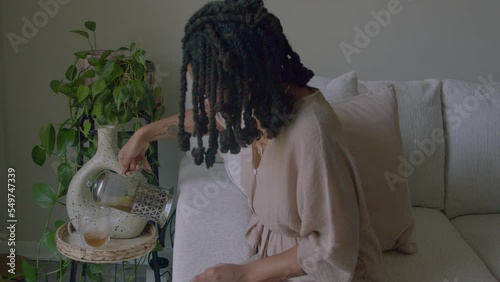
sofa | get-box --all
[172,73,500,282]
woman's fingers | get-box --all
[139,155,153,173]
[118,151,129,175]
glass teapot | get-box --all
[90,170,175,227]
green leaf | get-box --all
[117,47,128,51]
[148,143,156,155]
[141,170,155,184]
[70,30,89,39]
[154,105,166,121]
[135,63,146,78]
[99,50,113,61]
[134,121,143,132]
[91,79,106,97]
[92,102,103,120]
[57,128,77,154]
[82,69,96,78]
[135,53,146,67]
[33,183,57,208]
[101,61,115,79]
[83,99,91,115]
[40,123,56,156]
[102,103,116,124]
[83,120,92,138]
[130,42,136,52]
[59,83,73,97]
[81,147,97,159]
[57,163,73,191]
[111,65,124,81]
[87,263,104,275]
[95,89,111,103]
[117,107,132,124]
[84,21,96,32]
[41,230,58,255]
[32,145,46,166]
[50,80,61,93]
[65,65,77,81]
[74,51,88,59]
[140,94,155,116]
[22,258,37,282]
[77,85,90,103]
[133,80,146,99]
[153,242,163,252]
[55,220,66,229]
[112,86,126,110]
[87,57,99,66]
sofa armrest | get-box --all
[172,155,253,282]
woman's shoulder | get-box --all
[270,89,345,158]
[290,90,343,137]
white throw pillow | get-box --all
[358,79,445,210]
[442,79,500,218]
[308,71,359,103]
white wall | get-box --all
[1,0,499,247]
[0,0,8,236]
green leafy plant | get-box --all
[27,21,165,281]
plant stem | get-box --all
[93,31,97,51]
[59,258,63,282]
[35,201,56,270]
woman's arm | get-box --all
[135,110,188,143]
[191,246,306,282]
[119,106,224,175]
[244,245,306,282]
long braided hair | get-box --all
[178,0,314,168]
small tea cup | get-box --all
[68,208,111,249]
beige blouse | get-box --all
[240,91,386,282]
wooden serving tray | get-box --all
[56,222,157,263]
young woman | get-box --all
[118,0,385,281]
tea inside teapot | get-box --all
[91,170,175,227]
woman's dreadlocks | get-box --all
[178,0,314,168]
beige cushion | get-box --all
[452,214,500,280]
[442,79,500,218]
[383,208,498,282]
[359,79,445,209]
[331,86,416,253]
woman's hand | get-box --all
[118,130,152,176]
[190,263,251,282]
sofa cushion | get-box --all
[173,155,253,282]
[308,72,359,103]
[452,214,500,280]
[442,79,500,218]
[383,208,497,282]
[358,80,445,209]
[331,86,416,253]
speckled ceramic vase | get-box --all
[66,125,148,238]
